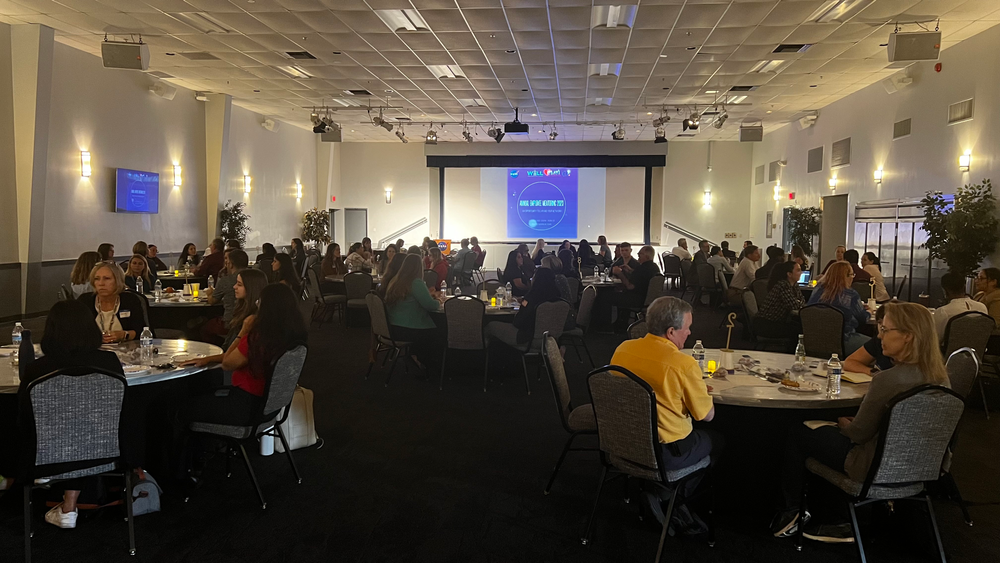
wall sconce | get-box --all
[828,177,838,190]
[80,151,91,177]
[702,189,711,208]
[296,182,302,199]
[385,187,393,204]
[173,164,182,187]
[873,168,882,185]
[959,150,971,172]
[773,184,781,201]
[244,175,252,194]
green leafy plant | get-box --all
[786,206,822,257]
[219,200,251,247]
[921,179,1000,278]
[301,208,331,246]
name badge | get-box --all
[119,310,131,318]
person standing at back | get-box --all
[610,296,722,524]
[671,238,692,261]
[195,238,226,280]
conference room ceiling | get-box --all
[2,0,998,142]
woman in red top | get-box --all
[428,247,449,289]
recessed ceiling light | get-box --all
[659,54,667,58]
[332,51,342,55]
[166,52,175,56]
[686,46,697,51]
[489,33,496,38]
[531,113,537,116]
[766,110,772,114]
[351,129,355,132]
[705,90,718,94]
[420,114,426,117]
[646,112,652,115]
[505,49,516,54]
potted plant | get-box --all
[301,208,331,249]
[219,200,251,247]
[786,206,822,265]
[921,179,1000,279]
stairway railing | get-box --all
[378,217,428,248]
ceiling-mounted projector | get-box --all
[503,107,530,134]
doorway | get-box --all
[344,208,368,246]
[820,194,849,268]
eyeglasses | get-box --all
[877,325,904,335]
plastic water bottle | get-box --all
[207,275,215,291]
[827,353,842,396]
[795,334,806,365]
[455,285,461,296]
[140,327,153,364]
[505,282,512,303]
[692,340,706,372]
[440,280,447,295]
[496,284,506,307]
[153,279,162,302]
[135,277,143,295]
[11,322,22,366]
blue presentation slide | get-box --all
[506,168,578,239]
[115,169,160,214]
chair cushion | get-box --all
[805,458,925,499]
[347,299,367,308]
[563,327,584,337]
[322,295,347,304]
[607,454,709,483]
[189,417,276,441]
[567,404,597,432]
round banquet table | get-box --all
[147,295,224,339]
[690,348,869,409]
[155,270,208,290]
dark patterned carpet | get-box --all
[2,292,999,563]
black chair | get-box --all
[679,261,699,302]
[941,311,995,361]
[541,333,596,495]
[661,254,682,289]
[583,366,714,560]
[21,367,136,561]
[442,296,486,390]
[694,264,722,307]
[561,285,597,367]
[852,280,872,301]
[944,347,978,525]
[459,251,478,289]
[255,258,274,282]
[58,285,72,301]
[799,304,846,359]
[422,269,439,289]
[364,292,416,386]
[309,265,346,326]
[476,279,502,298]
[796,385,965,562]
[741,291,791,352]
[485,301,570,395]
[627,320,647,339]
[893,274,908,300]
[344,272,373,326]
[750,279,769,311]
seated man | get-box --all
[671,238,692,261]
[727,245,760,303]
[933,271,988,342]
[842,249,871,283]
[692,240,711,265]
[448,238,472,286]
[610,297,722,521]
[720,241,736,261]
[609,242,645,327]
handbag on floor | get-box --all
[274,386,322,452]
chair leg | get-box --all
[544,433,579,495]
[795,476,808,551]
[23,484,31,563]
[848,502,867,563]
[483,344,490,392]
[926,496,948,563]
[581,337,595,368]
[520,355,532,395]
[581,466,608,546]
[385,347,400,387]
[979,379,990,419]
[239,443,267,510]
[226,446,233,478]
[571,338,583,362]
[654,487,679,563]
[942,472,973,525]
[124,470,136,556]
[440,348,448,391]
[276,425,303,485]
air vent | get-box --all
[374,9,429,32]
[948,99,973,125]
[676,133,696,137]
[831,138,851,167]
[773,44,811,53]
[458,98,487,107]
[729,85,757,92]
[286,51,316,60]
[147,70,174,79]
[591,5,638,29]
[344,89,373,96]
[426,64,464,79]
[755,165,765,185]
[587,63,622,77]
[893,118,911,139]
[768,161,780,182]
[180,52,220,61]
[807,146,824,173]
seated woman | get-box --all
[578,239,597,269]
[427,247,449,290]
[203,250,249,342]
[791,245,810,271]
[974,267,1000,336]
[530,239,546,265]
[755,261,805,340]
[384,254,442,369]
[123,254,155,292]
[861,252,890,302]
[255,242,277,265]
[271,253,302,297]
[14,300,126,529]
[502,249,531,297]
[321,243,347,278]
[844,305,894,375]
[177,283,307,477]
[597,235,613,269]
[707,246,735,290]
[773,302,949,541]
[345,242,374,272]
[97,243,115,263]
[79,263,147,343]
[289,237,306,277]
[558,248,580,280]
[177,243,201,270]
[69,251,101,298]
[184,268,269,367]
[806,262,871,355]
[820,245,846,276]
[485,268,562,350]
[378,244,398,276]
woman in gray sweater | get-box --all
[772,302,950,542]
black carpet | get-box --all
[2,293,1000,563]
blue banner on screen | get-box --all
[506,168,578,239]
[115,168,159,213]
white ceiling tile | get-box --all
[252,11,318,34]
[676,3,728,28]
[718,2,777,28]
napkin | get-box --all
[842,372,873,384]
[803,420,838,430]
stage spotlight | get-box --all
[372,110,393,132]
[713,111,728,129]
[310,111,320,126]
[682,113,701,132]
[487,125,504,143]
[396,126,408,143]
[654,126,667,143]
[313,116,336,134]
[462,129,473,142]
[425,127,438,144]
[549,130,558,141]
[610,124,625,141]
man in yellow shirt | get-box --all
[610,296,722,520]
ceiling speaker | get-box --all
[882,73,914,94]
[261,118,280,132]
[320,130,342,143]
[797,113,818,130]
[887,31,940,63]
[739,124,763,142]
[148,82,176,100]
[101,41,149,71]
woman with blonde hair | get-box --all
[773,302,949,541]
[70,251,102,298]
[78,262,147,343]
[123,254,154,293]
[530,238,546,265]
[806,261,870,355]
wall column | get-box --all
[204,94,231,240]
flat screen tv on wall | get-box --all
[115,168,159,213]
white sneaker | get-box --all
[44,503,78,529]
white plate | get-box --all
[122,364,150,375]
[171,353,203,365]
[779,381,823,393]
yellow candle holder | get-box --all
[706,360,717,375]
[192,289,199,298]
[174,270,179,276]
[491,297,496,307]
